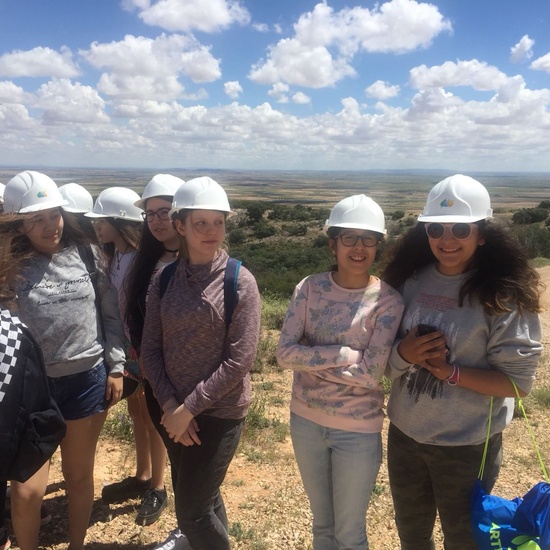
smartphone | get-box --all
[417,324,451,362]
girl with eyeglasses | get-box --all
[381,174,543,550]
[277,194,404,550]
[95,178,183,540]
[123,174,187,547]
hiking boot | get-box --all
[136,488,167,526]
[101,476,151,504]
[0,526,11,550]
[152,528,189,550]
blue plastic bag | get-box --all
[472,480,550,550]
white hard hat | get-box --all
[170,176,235,218]
[59,183,94,214]
[135,174,186,209]
[86,187,143,222]
[3,170,68,214]
[0,183,5,205]
[324,194,386,235]
[418,174,493,223]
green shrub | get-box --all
[391,210,405,220]
[252,221,276,239]
[261,294,289,330]
[253,331,279,373]
[511,225,550,258]
[512,208,549,225]
[102,403,134,442]
[228,227,246,245]
[286,223,308,236]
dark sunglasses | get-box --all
[142,207,171,222]
[338,233,379,248]
[425,222,474,240]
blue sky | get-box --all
[1,0,550,171]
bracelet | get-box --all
[445,364,460,386]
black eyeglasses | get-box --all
[142,208,171,222]
[338,233,379,248]
[425,223,474,240]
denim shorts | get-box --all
[48,362,109,421]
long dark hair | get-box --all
[124,214,170,330]
[100,218,142,269]
[0,214,32,307]
[381,220,542,314]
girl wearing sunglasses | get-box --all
[382,174,543,550]
[277,195,404,550]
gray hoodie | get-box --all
[15,244,126,378]
[386,264,542,446]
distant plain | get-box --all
[1,167,549,213]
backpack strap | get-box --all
[159,260,180,299]
[224,257,241,328]
[77,244,104,339]
[159,257,241,328]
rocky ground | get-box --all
[7,268,550,550]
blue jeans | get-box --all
[47,361,108,420]
[290,413,382,550]
[164,414,243,550]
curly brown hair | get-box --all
[381,220,543,314]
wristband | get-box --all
[445,364,460,386]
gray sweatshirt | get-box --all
[141,250,261,420]
[386,264,542,446]
[15,244,126,378]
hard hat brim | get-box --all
[323,222,387,235]
[16,198,69,214]
[169,206,236,219]
[417,214,493,223]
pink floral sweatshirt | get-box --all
[277,272,404,433]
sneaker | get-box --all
[101,476,151,504]
[135,488,167,526]
[0,526,11,550]
[152,528,188,550]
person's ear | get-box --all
[174,219,186,237]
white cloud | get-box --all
[33,79,109,125]
[224,80,243,99]
[80,34,220,100]
[268,82,289,103]
[250,38,356,88]
[253,23,269,33]
[4,81,550,171]
[530,52,550,72]
[366,80,400,99]
[0,81,29,104]
[123,0,250,33]
[0,46,79,78]
[409,60,509,91]
[249,0,451,88]
[510,35,534,63]
[292,92,311,104]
